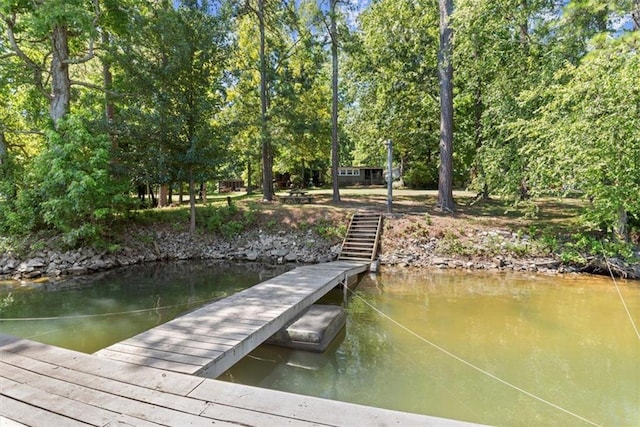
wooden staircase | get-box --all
[338,213,383,262]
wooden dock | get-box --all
[0,334,480,426]
[94,261,369,378]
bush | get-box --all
[0,115,132,246]
[199,203,257,237]
[403,161,438,189]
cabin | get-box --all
[337,166,385,186]
[218,179,244,193]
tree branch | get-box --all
[0,52,17,60]
[1,12,52,100]
[2,13,41,73]
[70,79,124,97]
[64,0,101,64]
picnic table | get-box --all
[279,189,314,204]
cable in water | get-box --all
[347,287,602,427]
[602,251,640,342]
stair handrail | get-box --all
[370,214,383,261]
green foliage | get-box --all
[404,161,438,189]
[538,233,559,253]
[522,33,640,238]
[435,230,474,257]
[0,293,14,314]
[2,0,639,249]
[314,220,346,241]
[565,233,636,260]
[344,0,441,179]
[0,116,132,246]
[197,204,258,237]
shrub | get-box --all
[403,161,438,189]
[0,115,132,246]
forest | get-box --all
[0,0,638,246]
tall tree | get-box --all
[257,0,273,200]
[343,0,440,187]
[229,0,329,194]
[437,0,455,212]
[329,0,341,202]
[114,1,231,231]
[233,0,297,200]
[1,0,99,126]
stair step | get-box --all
[339,213,383,263]
[341,247,374,252]
[338,256,372,261]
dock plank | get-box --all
[190,380,475,427]
[96,261,370,377]
[93,349,202,373]
[0,396,87,427]
[137,327,241,347]
[0,335,480,426]
[124,333,232,353]
[1,377,119,426]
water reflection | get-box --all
[0,261,291,353]
[222,268,640,427]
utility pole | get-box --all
[385,139,393,214]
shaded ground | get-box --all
[229,188,586,258]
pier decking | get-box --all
[0,334,479,426]
[95,261,369,378]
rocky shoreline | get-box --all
[1,225,639,284]
[0,228,341,283]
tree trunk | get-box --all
[189,168,196,233]
[437,0,455,213]
[148,184,157,207]
[102,31,117,155]
[159,185,169,207]
[0,132,5,166]
[473,65,488,200]
[50,25,71,126]
[633,0,640,31]
[330,0,341,203]
[200,182,207,202]
[618,207,629,242]
[258,0,273,201]
[246,159,253,195]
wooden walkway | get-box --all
[94,261,369,378]
[0,334,480,426]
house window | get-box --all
[339,168,360,176]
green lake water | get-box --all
[0,261,289,353]
[1,263,638,426]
